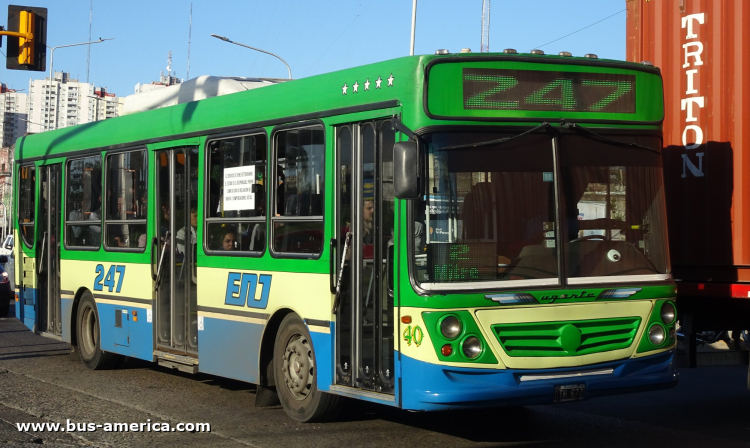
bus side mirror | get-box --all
[394,141,419,199]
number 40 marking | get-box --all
[94,264,125,293]
[403,325,424,347]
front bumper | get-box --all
[400,350,677,411]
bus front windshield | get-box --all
[413,131,670,289]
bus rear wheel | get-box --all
[273,314,342,422]
[76,292,115,370]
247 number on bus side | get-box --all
[93,264,125,293]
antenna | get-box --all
[167,51,172,74]
[481,0,490,53]
[186,3,192,81]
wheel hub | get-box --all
[283,334,314,400]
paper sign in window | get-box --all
[223,165,255,211]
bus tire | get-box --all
[273,313,342,422]
[76,291,115,370]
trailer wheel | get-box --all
[76,292,115,370]
[273,314,342,422]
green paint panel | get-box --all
[398,283,676,309]
[422,311,498,364]
[492,317,641,357]
[637,300,677,353]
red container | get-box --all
[626,0,750,327]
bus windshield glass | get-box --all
[413,131,669,289]
[559,133,669,282]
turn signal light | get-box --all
[401,316,412,324]
[441,344,453,356]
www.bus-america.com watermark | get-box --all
[17,419,211,433]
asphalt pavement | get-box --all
[0,300,749,447]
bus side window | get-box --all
[271,125,325,255]
[19,165,36,248]
[65,156,102,249]
[205,132,267,255]
[103,150,147,251]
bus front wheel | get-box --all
[273,314,342,422]
[76,292,115,370]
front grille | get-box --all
[492,317,641,357]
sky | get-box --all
[0,0,627,96]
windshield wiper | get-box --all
[561,122,660,154]
[438,122,551,151]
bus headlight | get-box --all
[660,302,676,325]
[439,315,462,340]
[648,324,665,346]
[462,336,482,359]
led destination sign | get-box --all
[428,242,496,282]
[462,68,636,113]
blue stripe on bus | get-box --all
[309,324,333,392]
[18,287,36,331]
[399,350,677,411]
[14,288,72,341]
[313,322,400,405]
[96,302,154,361]
[61,297,74,343]
[199,316,264,383]
[195,317,334,390]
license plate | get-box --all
[554,384,585,403]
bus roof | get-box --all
[16,52,660,162]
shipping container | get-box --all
[626,0,750,342]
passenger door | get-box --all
[153,147,199,356]
[334,119,396,394]
[38,164,62,336]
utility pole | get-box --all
[481,0,490,53]
[410,0,417,56]
[186,3,192,81]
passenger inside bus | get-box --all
[219,228,237,251]
[363,199,374,258]
[68,200,84,240]
[89,194,102,246]
[110,195,130,247]
[176,205,197,256]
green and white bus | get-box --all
[13,50,677,422]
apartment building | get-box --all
[27,72,122,133]
[0,85,28,148]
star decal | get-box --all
[364,79,370,91]
[375,76,382,89]
[353,81,359,93]
[342,83,348,95]
[387,73,395,87]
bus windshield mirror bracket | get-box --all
[439,122,551,151]
[561,122,659,154]
[391,116,417,141]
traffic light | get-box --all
[6,5,47,71]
